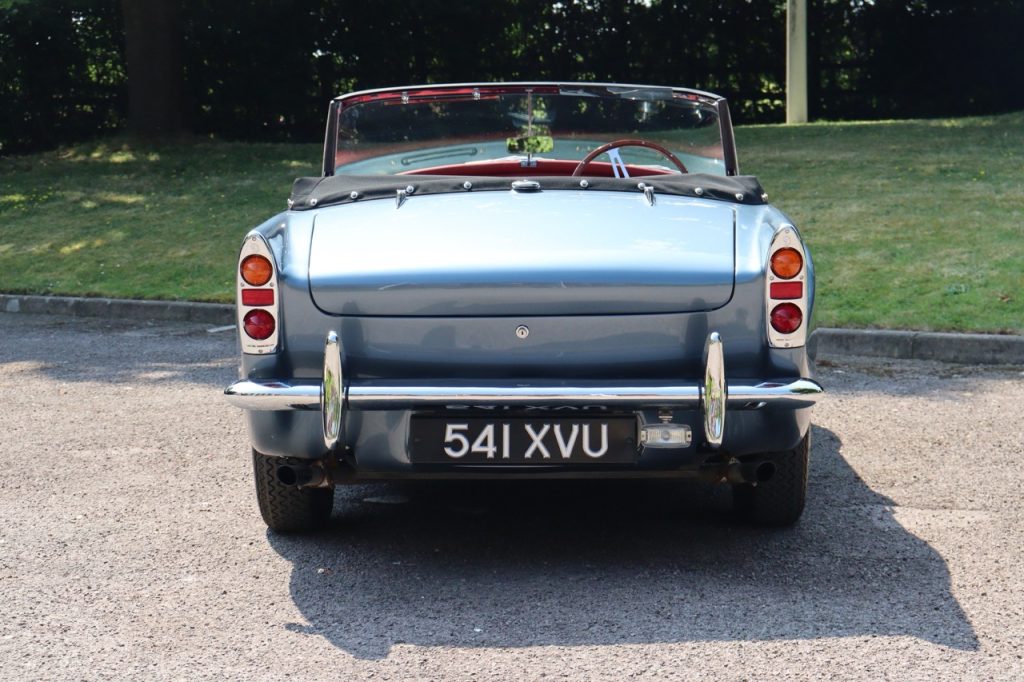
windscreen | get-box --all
[333,85,726,176]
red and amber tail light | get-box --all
[240,254,274,287]
[765,226,809,348]
[237,234,279,354]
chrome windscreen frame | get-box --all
[322,82,740,177]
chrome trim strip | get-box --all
[729,379,823,406]
[344,379,821,410]
[346,384,703,409]
[334,82,727,107]
[702,332,726,448]
[225,378,823,411]
[322,331,343,449]
[224,380,319,410]
[511,179,542,192]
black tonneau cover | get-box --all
[288,173,766,211]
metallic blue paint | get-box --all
[234,188,816,471]
[308,191,736,317]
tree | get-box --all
[121,0,183,135]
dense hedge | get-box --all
[1,0,1022,154]
[0,0,125,153]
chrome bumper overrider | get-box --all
[224,331,824,447]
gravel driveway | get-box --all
[1,313,1022,680]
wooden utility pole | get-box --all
[786,0,808,123]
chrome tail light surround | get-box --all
[765,226,809,348]
[237,232,280,354]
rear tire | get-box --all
[733,432,809,527]
[252,449,334,533]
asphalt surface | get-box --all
[1,312,1022,680]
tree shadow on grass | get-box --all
[269,425,978,659]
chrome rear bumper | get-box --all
[224,377,821,410]
[225,331,823,449]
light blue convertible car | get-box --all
[225,83,823,532]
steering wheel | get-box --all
[571,139,688,177]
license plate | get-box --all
[410,416,638,464]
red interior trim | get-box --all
[399,159,676,178]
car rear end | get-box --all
[225,82,822,532]
[228,176,819,481]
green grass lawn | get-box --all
[739,113,1024,333]
[0,139,321,302]
[1,113,1022,333]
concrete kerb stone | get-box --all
[3,293,1023,365]
[810,327,1024,366]
[906,331,1024,365]
[1,294,234,326]
[809,328,915,360]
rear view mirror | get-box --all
[506,135,554,154]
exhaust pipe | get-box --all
[276,462,329,488]
[700,459,775,484]
[751,461,776,483]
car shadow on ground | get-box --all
[267,425,978,659]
